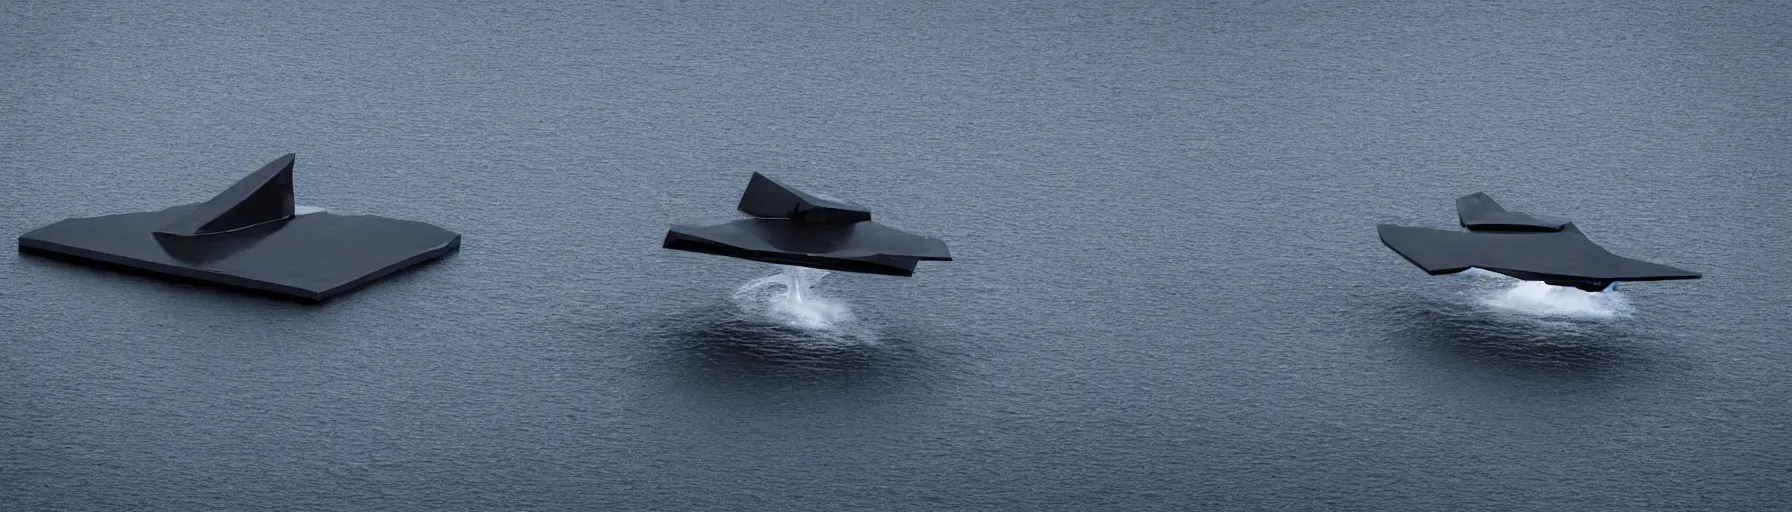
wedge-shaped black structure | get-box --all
[737,172,872,225]
[154,154,298,238]
[18,154,460,303]
[1453,192,1571,232]
[1378,193,1699,292]
[664,172,951,276]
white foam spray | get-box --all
[295,205,328,215]
[1462,269,1630,319]
[731,265,858,332]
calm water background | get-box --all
[3,1,1788,510]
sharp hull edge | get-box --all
[18,208,461,303]
[663,231,920,277]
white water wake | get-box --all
[1462,269,1631,319]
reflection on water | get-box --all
[1391,300,1635,370]
[1371,271,1670,376]
[661,314,892,375]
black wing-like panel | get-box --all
[665,219,950,277]
[1377,224,1700,282]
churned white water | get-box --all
[1463,269,1630,318]
[731,265,858,332]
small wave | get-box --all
[295,205,328,215]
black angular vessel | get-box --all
[663,173,952,276]
[18,154,461,303]
[1378,192,1700,292]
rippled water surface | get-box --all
[3,1,1789,510]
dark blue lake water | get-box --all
[3,1,1788,510]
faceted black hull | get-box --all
[664,218,948,277]
[20,204,460,303]
[1377,223,1699,288]
[1378,193,1699,291]
[664,172,952,277]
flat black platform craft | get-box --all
[18,153,461,302]
[664,172,951,277]
[1377,192,1699,292]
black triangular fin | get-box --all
[1456,192,1569,232]
[735,172,871,225]
[154,154,296,237]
